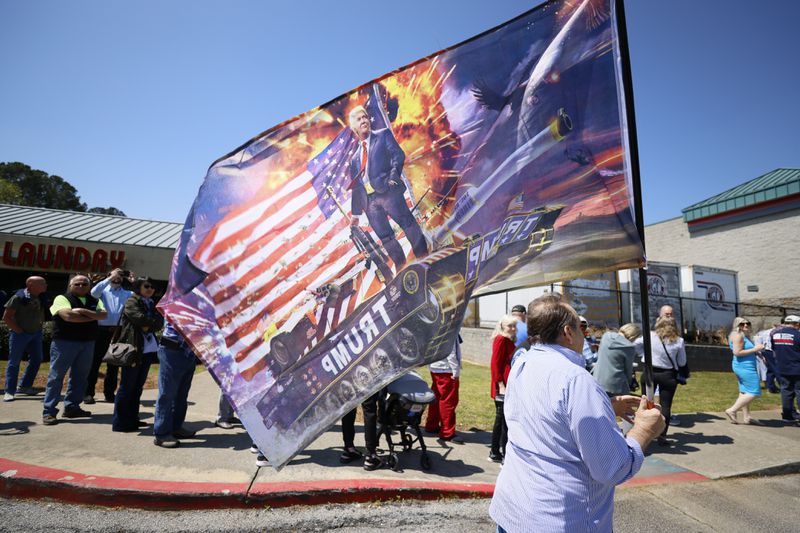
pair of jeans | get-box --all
[153,345,196,438]
[5,330,43,395]
[779,374,800,420]
[425,372,460,439]
[43,339,95,416]
[217,393,235,422]
[85,327,119,400]
[490,399,507,456]
[653,367,679,435]
[112,357,152,431]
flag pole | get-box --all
[614,0,654,403]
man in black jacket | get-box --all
[42,275,107,425]
[772,315,800,424]
[348,106,428,271]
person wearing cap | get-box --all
[510,305,528,347]
[770,315,800,424]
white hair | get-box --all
[348,105,368,129]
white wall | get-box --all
[644,210,800,305]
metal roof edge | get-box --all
[0,203,183,227]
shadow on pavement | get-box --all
[670,412,724,429]
[0,420,35,436]
[281,447,485,477]
[650,431,735,456]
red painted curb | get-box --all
[0,458,495,509]
[0,458,708,509]
[622,471,708,487]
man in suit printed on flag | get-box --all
[347,106,429,272]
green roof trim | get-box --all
[682,168,800,223]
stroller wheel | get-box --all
[420,453,432,471]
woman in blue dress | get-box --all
[725,317,765,424]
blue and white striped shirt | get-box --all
[490,343,644,532]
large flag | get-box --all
[159,0,644,467]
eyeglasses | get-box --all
[142,284,154,289]
[741,322,751,326]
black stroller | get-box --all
[378,371,436,471]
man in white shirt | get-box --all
[490,294,664,532]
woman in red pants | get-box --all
[425,337,463,442]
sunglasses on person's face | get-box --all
[142,284,154,290]
[742,322,751,327]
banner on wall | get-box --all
[158,0,644,467]
[562,272,621,327]
[630,262,683,328]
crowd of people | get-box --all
[2,270,207,451]
[3,274,800,530]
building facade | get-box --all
[0,204,182,295]
[644,168,800,308]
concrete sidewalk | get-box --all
[1,370,797,508]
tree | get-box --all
[88,206,127,216]
[0,162,87,211]
[0,178,23,204]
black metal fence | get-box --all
[474,283,800,346]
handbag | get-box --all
[660,338,689,385]
[102,315,141,367]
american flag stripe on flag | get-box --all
[210,218,354,323]
[231,257,366,374]
[218,245,360,348]
[193,170,314,270]
[187,115,409,380]
[209,220,347,318]
[205,207,339,300]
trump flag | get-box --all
[159,0,645,467]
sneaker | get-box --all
[669,415,681,426]
[215,419,234,430]
[249,443,260,454]
[255,454,270,467]
[42,414,58,426]
[63,407,92,418]
[83,395,96,405]
[3,393,14,402]
[18,387,39,396]
[154,436,180,448]
[488,452,503,463]
[104,394,115,403]
[173,427,197,439]
[363,453,381,471]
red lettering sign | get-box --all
[2,241,126,273]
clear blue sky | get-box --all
[1,0,798,225]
